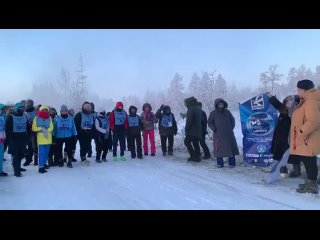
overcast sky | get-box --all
[1,29,320,103]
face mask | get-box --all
[17,108,24,114]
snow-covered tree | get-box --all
[214,74,227,98]
[167,73,185,115]
[70,55,89,110]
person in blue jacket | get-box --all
[6,102,30,177]
[53,105,77,168]
[0,103,8,176]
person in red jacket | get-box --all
[109,102,128,161]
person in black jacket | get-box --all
[155,105,177,156]
[127,106,143,159]
[106,112,113,152]
[74,102,95,165]
[196,102,211,160]
[266,92,300,176]
[6,102,29,177]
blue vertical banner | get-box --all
[239,94,278,167]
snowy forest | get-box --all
[23,56,320,116]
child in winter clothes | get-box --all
[94,109,110,163]
[32,106,54,174]
[0,104,8,176]
[127,106,143,159]
[68,108,78,162]
[24,99,38,166]
[155,105,177,156]
[6,102,30,177]
[109,102,128,161]
[53,105,77,168]
[74,102,95,165]
[140,103,157,156]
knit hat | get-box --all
[0,103,5,111]
[297,79,314,90]
[60,105,68,112]
[14,102,24,112]
[39,105,49,112]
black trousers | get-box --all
[95,135,109,159]
[56,137,73,161]
[160,135,174,153]
[12,140,26,175]
[49,141,58,164]
[199,134,210,157]
[25,133,37,163]
[184,136,201,159]
[87,138,93,155]
[291,155,318,181]
[79,133,92,159]
[128,134,142,158]
[107,131,113,150]
[113,131,125,157]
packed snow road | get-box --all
[0,145,319,210]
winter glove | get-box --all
[43,131,49,139]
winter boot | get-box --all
[33,154,38,166]
[137,156,143,159]
[20,168,27,172]
[71,151,77,162]
[297,179,319,194]
[119,156,127,161]
[289,164,301,178]
[151,153,155,157]
[113,156,118,161]
[162,152,167,157]
[168,152,173,156]
[23,159,32,166]
[202,155,211,160]
[44,164,50,169]
[101,152,107,162]
[39,167,47,174]
[48,157,54,167]
[280,166,289,177]
[87,152,92,158]
[0,172,8,177]
[96,152,102,163]
[14,173,23,177]
[58,159,64,167]
[144,152,148,156]
[67,160,73,168]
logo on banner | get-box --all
[251,95,264,110]
[257,145,267,153]
[246,112,275,136]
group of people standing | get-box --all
[267,79,320,194]
[0,100,181,177]
[0,79,319,195]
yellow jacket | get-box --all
[32,106,53,145]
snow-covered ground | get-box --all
[1,122,320,209]
[1,113,319,210]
